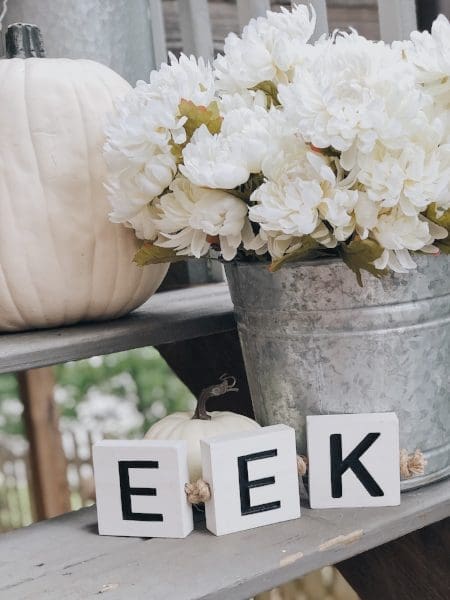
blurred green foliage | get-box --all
[0,348,195,438]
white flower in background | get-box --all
[374,211,438,251]
[105,53,215,229]
[180,124,249,189]
[250,176,322,237]
[353,192,380,239]
[154,176,253,260]
[405,15,450,108]
[356,142,450,216]
[247,223,336,259]
[250,150,363,247]
[279,32,426,169]
[126,203,163,240]
[218,89,267,113]
[214,4,316,94]
[181,105,272,188]
[372,210,448,272]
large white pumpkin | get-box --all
[0,27,167,332]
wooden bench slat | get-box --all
[0,284,235,373]
[1,479,448,599]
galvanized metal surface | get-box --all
[3,0,155,84]
[225,255,450,490]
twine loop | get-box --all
[185,479,211,504]
[400,448,427,479]
[296,454,308,476]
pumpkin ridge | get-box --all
[23,59,66,324]
[0,263,27,329]
[70,65,96,321]
[5,59,51,322]
[0,63,28,328]
[95,70,124,315]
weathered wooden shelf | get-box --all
[1,479,448,600]
[0,284,235,374]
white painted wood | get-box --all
[0,479,448,599]
[177,0,214,60]
[201,425,300,536]
[377,0,418,42]
[93,440,193,538]
[291,0,329,40]
[0,283,235,373]
[149,0,168,66]
[237,0,270,31]
[307,413,400,509]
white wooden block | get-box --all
[201,425,300,536]
[93,440,193,538]
[307,413,400,509]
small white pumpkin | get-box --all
[0,24,168,332]
[145,375,260,481]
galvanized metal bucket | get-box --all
[225,255,450,490]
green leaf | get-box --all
[133,242,185,267]
[249,80,280,107]
[340,238,388,287]
[179,98,222,137]
[269,237,323,272]
[424,204,450,254]
[170,99,223,162]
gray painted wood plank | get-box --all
[377,0,417,42]
[1,479,448,599]
[237,0,271,30]
[0,284,235,373]
[177,0,214,60]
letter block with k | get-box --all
[307,413,400,508]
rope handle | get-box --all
[185,449,426,505]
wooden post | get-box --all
[377,0,417,42]
[17,367,71,521]
[177,0,214,60]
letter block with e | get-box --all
[93,440,193,538]
[307,413,400,508]
[201,425,301,536]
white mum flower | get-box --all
[180,125,249,189]
[127,203,162,240]
[250,150,361,243]
[250,177,322,237]
[279,32,426,168]
[214,4,316,94]
[372,210,448,273]
[181,105,272,188]
[372,210,446,258]
[356,142,450,216]
[155,177,253,260]
[105,53,215,229]
[405,15,450,108]
[247,223,336,260]
[106,148,176,222]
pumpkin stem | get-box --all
[192,374,239,421]
[6,23,45,58]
